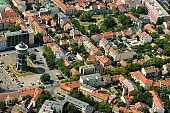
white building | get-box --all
[79,65,95,75]
[80,73,103,88]
[141,66,159,78]
[140,32,152,43]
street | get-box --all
[0,46,62,96]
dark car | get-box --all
[34,48,39,52]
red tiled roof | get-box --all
[130,71,153,85]
[70,68,80,75]
[19,88,43,101]
[60,81,80,92]
[91,91,108,101]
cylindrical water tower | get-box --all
[15,42,28,71]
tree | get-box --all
[36,91,53,111]
[40,73,50,83]
[156,17,165,25]
[72,60,84,70]
[74,10,83,18]
[0,101,6,112]
[8,25,21,32]
[79,12,94,22]
[88,24,100,34]
[156,26,163,34]
[118,14,132,28]
[136,6,148,15]
[102,15,116,31]
[11,98,18,106]
[95,101,112,113]
[35,33,43,44]
[25,94,32,100]
[29,53,36,61]
[64,103,81,113]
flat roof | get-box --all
[0,0,9,5]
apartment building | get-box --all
[108,47,134,61]
[143,0,169,22]
[79,65,95,75]
[5,29,34,48]
[39,96,89,113]
[141,66,160,78]
[80,73,103,88]
[163,63,170,73]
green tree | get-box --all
[40,73,51,83]
[74,10,83,18]
[102,15,116,31]
[8,25,21,32]
[136,6,148,15]
[95,101,112,113]
[29,53,36,61]
[79,12,94,22]
[88,24,100,34]
[36,91,53,111]
[117,101,126,107]
[118,14,132,28]
[156,26,163,34]
[11,98,18,106]
[0,101,6,112]
[72,60,84,70]
[64,103,81,113]
[35,33,43,44]
[156,17,165,25]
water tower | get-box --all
[15,42,28,71]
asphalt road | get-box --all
[29,46,61,96]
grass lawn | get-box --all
[93,15,104,21]
[9,61,37,77]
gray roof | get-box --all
[81,83,96,90]
[5,29,29,37]
[144,66,160,73]
[122,79,138,92]
[80,73,101,81]
[39,96,89,113]
[0,5,10,13]
[85,105,96,113]
[62,96,89,108]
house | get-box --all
[144,23,156,33]
[57,12,70,28]
[163,21,170,30]
[39,0,49,6]
[121,28,133,37]
[119,60,127,67]
[0,91,22,105]
[64,59,72,69]
[139,32,152,43]
[90,5,98,11]
[108,3,117,9]
[70,68,80,76]
[80,73,103,88]
[125,13,136,20]
[134,102,144,111]
[60,39,69,46]
[79,65,95,75]
[64,22,72,30]
[108,47,134,61]
[0,36,7,51]
[43,35,50,43]
[89,45,102,55]
[83,41,93,52]
[98,3,106,10]
[99,38,108,48]
[52,0,76,15]
[79,84,96,97]
[91,34,103,43]
[102,32,115,39]
[141,66,160,78]
[91,90,109,102]
[163,63,170,73]
[98,56,112,67]
[94,65,103,73]
[19,88,43,107]
[149,90,165,113]
[12,0,26,12]
[60,81,80,95]
[130,71,153,90]
[11,99,33,113]
[122,79,138,97]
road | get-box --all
[29,46,61,96]
[0,67,17,90]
